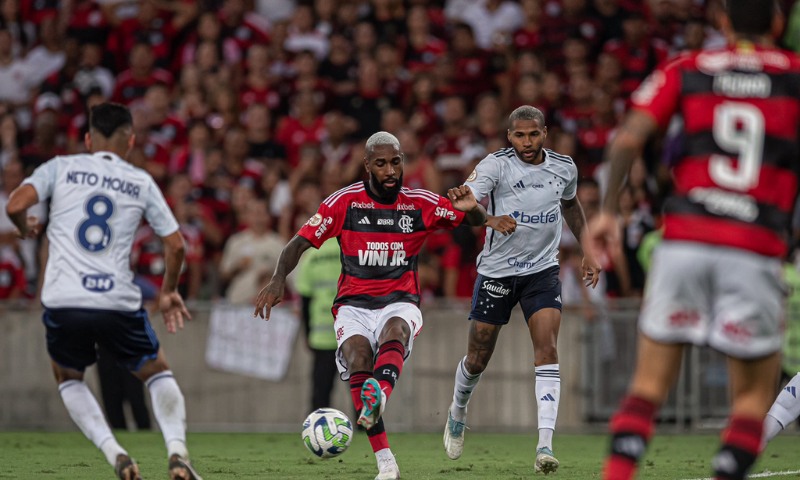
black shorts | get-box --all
[43,308,160,372]
[469,266,562,325]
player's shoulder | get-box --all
[545,148,575,166]
[399,186,441,206]
[489,147,515,162]
[321,181,367,207]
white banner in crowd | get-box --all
[205,304,300,381]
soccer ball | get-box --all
[301,408,353,458]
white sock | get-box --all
[535,364,560,451]
[375,448,394,462]
[146,371,189,459]
[451,356,482,423]
[764,373,800,443]
[59,380,126,466]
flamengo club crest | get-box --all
[399,214,413,233]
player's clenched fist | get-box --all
[447,185,478,211]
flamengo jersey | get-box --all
[24,151,179,310]
[297,181,465,309]
[466,147,578,278]
[632,43,800,257]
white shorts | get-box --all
[640,241,785,359]
[333,302,423,380]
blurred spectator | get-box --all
[0,158,44,292]
[2,0,36,57]
[785,1,800,54]
[219,198,284,305]
[602,6,669,98]
[218,0,270,53]
[112,41,174,105]
[513,0,545,54]
[617,184,654,296]
[284,4,329,61]
[276,91,325,167]
[461,0,524,50]
[426,95,480,188]
[0,25,64,131]
[73,42,115,99]
[244,103,285,163]
[404,5,447,74]
[19,97,66,173]
[397,128,441,194]
[177,11,242,71]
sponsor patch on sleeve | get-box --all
[307,213,323,226]
[466,170,477,182]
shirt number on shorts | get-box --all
[76,194,114,253]
[709,101,765,191]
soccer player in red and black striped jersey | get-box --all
[254,131,487,480]
[585,2,800,479]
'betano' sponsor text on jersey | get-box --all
[24,152,179,310]
[297,181,465,309]
[632,43,800,257]
[466,147,578,278]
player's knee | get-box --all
[465,353,490,374]
[379,318,411,344]
[534,345,558,365]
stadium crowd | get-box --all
[0,0,798,306]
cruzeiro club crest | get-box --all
[398,214,413,233]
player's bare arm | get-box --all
[485,215,517,236]
[5,184,42,239]
[254,234,314,320]
[562,196,601,288]
[585,110,657,257]
[160,230,192,334]
[447,185,488,226]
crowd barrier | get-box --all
[0,300,736,432]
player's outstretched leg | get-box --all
[444,356,481,459]
[144,370,203,480]
[58,379,136,478]
[764,372,800,444]
[350,371,399,480]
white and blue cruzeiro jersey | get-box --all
[466,147,578,278]
[24,151,178,311]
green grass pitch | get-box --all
[2,431,798,479]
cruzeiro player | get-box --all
[443,106,601,474]
[7,103,201,480]
[254,131,487,480]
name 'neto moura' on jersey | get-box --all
[23,152,178,311]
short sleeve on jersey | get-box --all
[562,161,578,200]
[22,157,60,201]
[630,55,683,129]
[426,193,466,230]
[297,201,343,248]
[143,177,179,237]
[465,154,501,202]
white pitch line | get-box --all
[683,470,800,480]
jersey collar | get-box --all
[93,151,123,163]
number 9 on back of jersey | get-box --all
[301,408,353,458]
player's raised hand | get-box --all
[254,277,285,320]
[486,215,516,235]
[447,185,477,212]
[159,290,192,334]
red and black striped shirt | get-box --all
[631,43,800,257]
[297,181,465,309]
